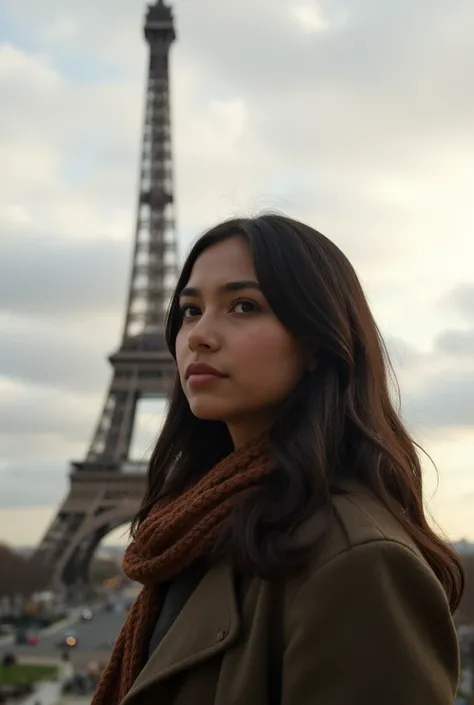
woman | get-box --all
[92,214,463,705]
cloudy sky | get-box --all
[1,0,473,547]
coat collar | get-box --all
[121,561,241,705]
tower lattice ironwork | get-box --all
[34,0,178,589]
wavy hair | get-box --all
[132,214,464,612]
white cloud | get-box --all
[290,3,332,33]
[0,43,141,243]
[0,377,97,440]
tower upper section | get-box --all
[144,0,176,48]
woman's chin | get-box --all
[189,400,232,421]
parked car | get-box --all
[26,631,38,646]
[15,629,38,646]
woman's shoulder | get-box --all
[279,483,459,705]
[294,480,426,575]
[282,480,453,624]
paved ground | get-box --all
[1,604,127,672]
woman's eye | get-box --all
[180,304,200,318]
[232,299,260,314]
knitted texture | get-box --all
[91,434,273,705]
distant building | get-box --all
[453,540,474,556]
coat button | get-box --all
[217,629,228,642]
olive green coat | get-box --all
[121,483,459,705]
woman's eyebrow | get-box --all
[179,280,261,297]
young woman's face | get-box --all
[175,236,308,447]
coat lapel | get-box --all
[122,561,241,704]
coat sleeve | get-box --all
[282,539,460,704]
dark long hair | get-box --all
[132,214,464,612]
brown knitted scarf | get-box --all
[91,435,273,705]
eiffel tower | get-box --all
[34,0,178,590]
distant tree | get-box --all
[0,544,49,599]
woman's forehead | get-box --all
[187,236,256,286]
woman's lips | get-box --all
[187,373,227,389]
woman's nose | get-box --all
[187,315,220,351]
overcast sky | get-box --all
[1,0,474,547]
